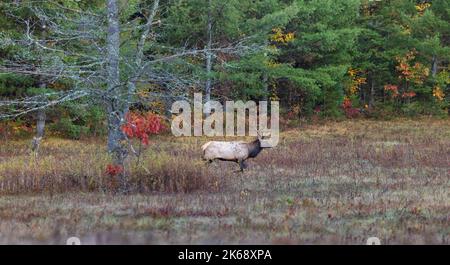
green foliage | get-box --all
[352,0,449,119]
[0,73,34,96]
[49,102,107,139]
[0,0,449,134]
[50,117,88,139]
[272,0,361,116]
[401,101,447,117]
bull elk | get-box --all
[201,133,271,171]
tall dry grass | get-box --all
[0,119,448,244]
[0,138,223,194]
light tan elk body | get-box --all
[202,138,269,171]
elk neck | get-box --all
[247,139,263,158]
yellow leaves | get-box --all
[346,68,366,96]
[270,28,295,44]
[284,32,295,42]
[422,64,430,77]
[150,100,165,109]
[432,86,445,101]
[268,45,278,51]
[356,77,367,85]
[270,83,279,101]
[415,3,431,15]
[412,63,429,84]
[270,28,283,42]
[270,93,279,101]
[349,83,359,95]
[348,68,358,77]
[405,49,417,61]
[400,25,411,35]
[265,59,280,68]
[136,85,166,113]
[137,89,148,99]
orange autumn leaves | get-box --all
[384,50,430,100]
[350,50,443,102]
[343,68,365,118]
[345,48,445,106]
[383,84,416,99]
[395,50,429,85]
[342,68,365,118]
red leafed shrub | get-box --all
[384,84,399,98]
[286,111,296,120]
[314,106,321,113]
[342,98,360,118]
[105,164,123,176]
[342,98,352,109]
[122,112,165,145]
[401,91,416,98]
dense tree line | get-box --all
[0,0,449,140]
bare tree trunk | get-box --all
[31,81,46,154]
[369,74,375,109]
[262,37,270,101]
[106,0,122,154]
[106,0,128,192]
[262,72,269,100]
[431,55,438,78]
[205,0,213,103]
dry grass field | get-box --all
[0,119,449,244]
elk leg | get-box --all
[238,159,245,172]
